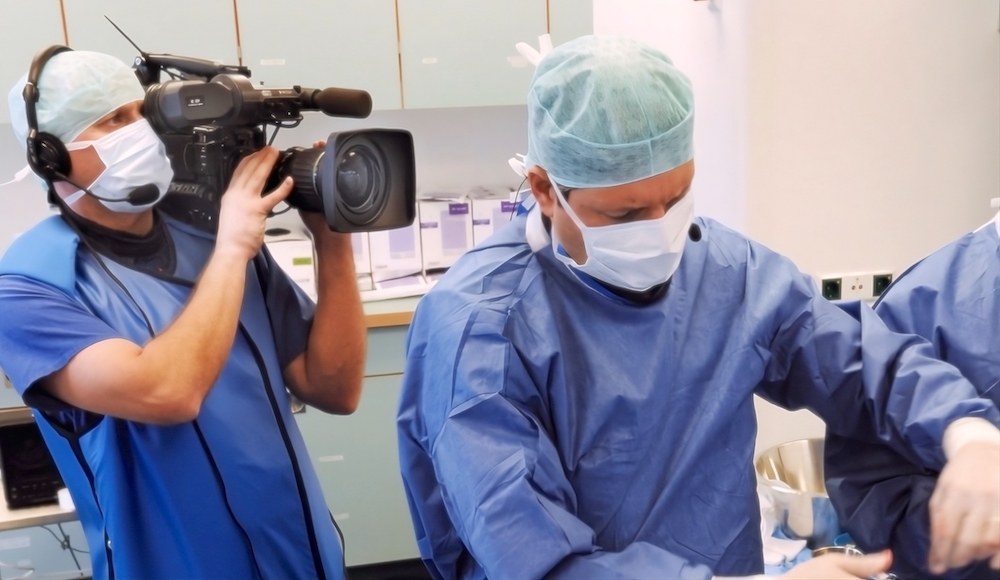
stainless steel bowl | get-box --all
[813,545,864,557]
[755,438,842,548]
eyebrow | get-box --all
[96,101,142,125]
[94,109,124,126]
[586,185,693,213]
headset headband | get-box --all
[23,45,72,142]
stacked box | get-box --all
[264,233,317,301]
[417,196,473,272]
[351,232,371,275]
[368,222,423,283]
[470,189,518,246]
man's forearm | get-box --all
[136,248,249,411]
[292,233,366,413]
[46,248,250,424]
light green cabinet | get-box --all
[22,1,594,117]
[0,375,25,412]
[61,0,239,74]
[0,522,91,577]
[295,324,416,567]
[397,0,548,109]
[0,0,65,124]
[235,0,402,111]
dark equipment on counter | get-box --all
[0,407,64,509]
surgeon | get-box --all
[0,48,365,578]
[396,36,1000,580]
[826,204,1000,579]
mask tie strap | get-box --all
[0,165,33,188]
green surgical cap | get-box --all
[524,35,695,189]
[8,50,145,152]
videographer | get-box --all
[0,48,364,579]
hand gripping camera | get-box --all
[134,52,416,234]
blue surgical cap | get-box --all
[7,50,145,152]
[524,35,694,189]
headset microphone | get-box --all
[49,166,160,206]
[91,183,160,206]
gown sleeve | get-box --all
[0,274,121,432]
[252,245,317,370]
[824,240,1000,579]
[751,250,998,472]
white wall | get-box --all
[745,0,1000,277]
[594,0,1000,456]
[0,131,56,257]
[594,0,750,232]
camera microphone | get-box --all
[298,87,372,119]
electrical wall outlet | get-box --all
[821,278,842,300]
[819,271,893,302]
[872,273,893,297]
[841,274,870,301]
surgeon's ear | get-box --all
[527,167,558,219]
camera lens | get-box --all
[280,139,391,224]
[337,146,384,213]
[278,147,325,213]
[327,136,392,227]
[288,129,416,232]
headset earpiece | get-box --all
[23,45,74,185]
[27,130,72,181]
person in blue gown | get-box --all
[0,48,366,578]
[396,35,1000,580]
[826,208,1000,579]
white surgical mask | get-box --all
[64,119,173,213]
[550,180,693,292]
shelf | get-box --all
[363,296,422,329]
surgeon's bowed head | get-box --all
[523,35,695,189]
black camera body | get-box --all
[136,54,416,233]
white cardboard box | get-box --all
[264,235,317,301]
[359,272,437,302]
[471,194,518,246]
[368,222,423,283]
[418,197,473,272]
[351,232,371,275]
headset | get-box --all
[23,45,74,198]
[21,44,158,206]
[20,44,159,340]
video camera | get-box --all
[133,52,416,234]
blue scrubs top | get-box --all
[397,210,999,580]
[0,214,345,580]
[826,218,1000,579]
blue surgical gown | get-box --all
[825,218,1000,579]
[397,209,999,580]
[0,215,344,579]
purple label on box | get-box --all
[500,201,517,212]
[420,222,439,229]
[472,219,490,226]
[388,227,416,256]
[448,203,470,215]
